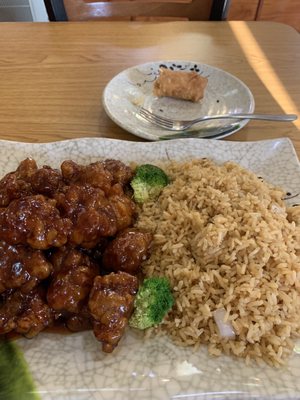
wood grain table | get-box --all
[0,21,299,154]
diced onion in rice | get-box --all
[213,308,236,339]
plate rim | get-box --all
[0,137,297,164]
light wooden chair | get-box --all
[44,0,231,21]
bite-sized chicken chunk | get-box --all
[55,185,118,248]
[102,229,152,275]
[0,241,52,294]
[0,195,72,249]
[47,247,99,314]
[88,272,138,353]
[30,166,64,197]
[0,288,53,337]
[0,158,37,207]
[0,159,64,206]
[15,158,38,178]
[0,290,25,334]
[108,184,136,231]
[15,288,54,338]
[102,159,133,186]
[61,160,113,195]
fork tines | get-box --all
[139,107,173,129]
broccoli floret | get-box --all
[130,164,169,203]
[129,277,174,330]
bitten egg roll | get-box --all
[153,68,208,102]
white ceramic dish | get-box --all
[1,137,300,400]
[102,61,255,140]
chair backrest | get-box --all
[46,0,230,21]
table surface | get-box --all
[0,21,299,154]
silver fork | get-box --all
[139,107,297,131]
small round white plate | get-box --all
[103,60,255,140]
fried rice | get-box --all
[135,159,300,366]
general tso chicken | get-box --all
[0,158,152,352]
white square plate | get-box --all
[1,137,299,400]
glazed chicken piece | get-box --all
[88,272,138,353]
[15,288,54,338]
[102,159,133,186]
[0,290,25,334]
[30,165,64,197]
[102,229,152,275]
[55,184,118,248]
[0,158,64,206]
[61,160,113,195]
[0,158,37,207]
[47,247,99,314]
[15,158,38,178]
[0,288,53,337]
[108,183,136,231]
[0,195,72,249]
[0,241,53,294]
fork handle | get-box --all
[201,113,298,122]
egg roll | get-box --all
[153,68,208,102]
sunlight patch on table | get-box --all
[229,22,299,130]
